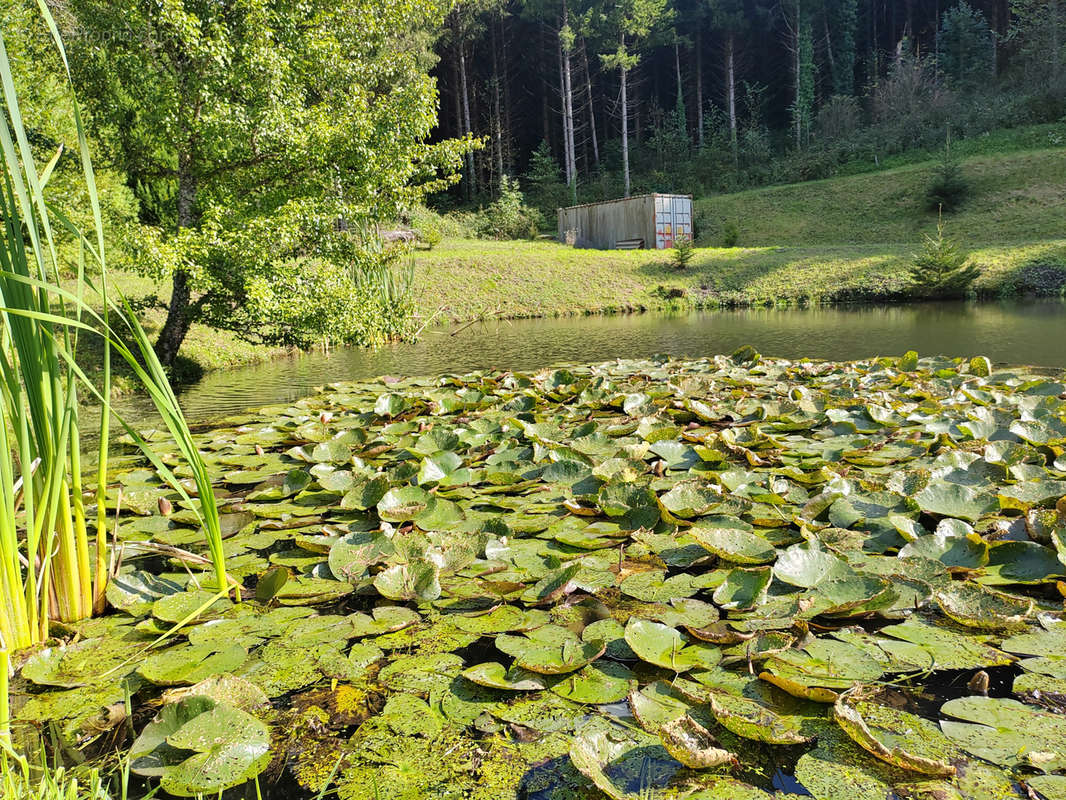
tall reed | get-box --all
[0,0,230,717]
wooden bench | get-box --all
[615,238,645,250]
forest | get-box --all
[431,0,1066,209]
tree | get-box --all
[1008,0,1066,82]
[783,0,816,149]
[68,0,469,366]
[823,0,858,95]
[705,0,746,162]
[938,2,995,90]
[598,0,672,196]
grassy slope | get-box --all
[698,146,1066,246]
[415,144,1066,323]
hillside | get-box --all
[697,144,1066,246]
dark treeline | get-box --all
[430,0,1065,209]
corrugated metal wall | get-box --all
[557,194,691,250]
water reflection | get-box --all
[117,299,1066,426]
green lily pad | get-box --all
[690,525,777,565]
[139,644,248,686]
[130,697,271,796]
[707,689,810,744]
[569,716,679,800]
[624,619,721,672]
[941,695,1066,772]
[549,661,638,704]
[833,693,957,776]
[914,483,998,522]
[461,662,547,691]
[496,627,607,674]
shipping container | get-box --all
[556,193,693,250]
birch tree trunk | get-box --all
[726,31,737,166]
[582,42,600,167]
[695,27,703,149]
[620,42,630,198]
[459,44,476,197]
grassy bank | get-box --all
[413,238,1066,323]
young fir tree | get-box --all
[910,215,981,297]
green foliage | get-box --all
[1009,0,1066,82]
[926,134,971,212]
[670,234,695,269]
[938,2,995,91]
[475,176,543,240]
[815,95,862,143]
[66,0,471,363]
[910,218,981,296]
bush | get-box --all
[671,234,695,270]
[926,135,971,212]
[475,176,543,240]
[910,218,981,297]
[720,222,740,248]
[816,95,863,143]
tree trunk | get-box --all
[491,19,505,185]
[695,26,703,149]
[674,41,683,116]
[582,42,600,167]
[620,52,630,198]
[459,44,477,196]
[155,157,196,367]
[823,16,836,92]
[557,37,572,189]
[793,7,802,148]
[726,31,737,166]
[500,13,513,172]
[561,7,577,204]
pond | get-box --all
[128,299,1066,425]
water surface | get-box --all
[120,299,1066,425]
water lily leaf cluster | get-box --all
[13,352,1066,799]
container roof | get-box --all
[557,193,693,212]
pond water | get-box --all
[121,299,1066,425]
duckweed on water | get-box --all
[9,350,1066,799]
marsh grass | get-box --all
[0,0,229,750]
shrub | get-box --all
[720,222,740,248]
[910,218,981,296]
[816,95,863,143]
[926,134,971,212]
[475,176,543,239]
[671,234,696,270]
